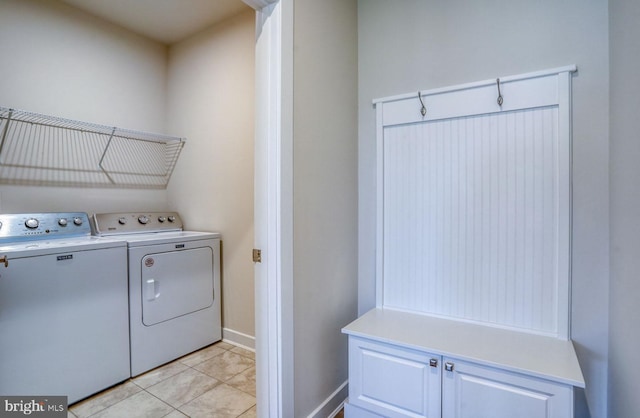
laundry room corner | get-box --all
[1,0,258,414]
[0,0,257,348]
[0,0,170,212]
[164,9,257,349]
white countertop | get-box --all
[342,308,585,388]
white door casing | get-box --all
[249,0,294,417]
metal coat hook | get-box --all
[418,92,427,116]
[496,78,504,106]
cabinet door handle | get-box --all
[429,358,438,368]
[444,362,454,372]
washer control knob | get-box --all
[118,217,127,225]
[73,217,83,226]
[58,218,68,227]
[167,215,176,223]
[25,218,39,229]
[0,221,3,230]
[138,215,149,225]
[158,216,166,223]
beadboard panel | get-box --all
[376,68,574,338]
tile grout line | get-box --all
[71,341,255,418]
[173,343,256,417]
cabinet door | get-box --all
[349,337,441,418]
[441,358,573,418]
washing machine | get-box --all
[92,212,221,376]
[0,212,130,403]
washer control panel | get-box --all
[92,212,184,235]
[0,212,91,242]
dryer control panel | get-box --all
[0,212,91,242]
[93,212,184,235]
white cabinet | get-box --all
[350,68,585,418]
[349,337,441,418]
[442,359,573,418]
[343,309,584,418]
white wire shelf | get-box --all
[0,106,185,189]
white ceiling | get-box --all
[59,0,251,45]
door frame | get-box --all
[247,0,294,416]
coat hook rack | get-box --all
[418,92,427,117]
[496,78,504,106]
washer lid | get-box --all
[0,236,126,258]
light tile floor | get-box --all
[69,341,256,418]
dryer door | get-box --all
[141,247,214,326]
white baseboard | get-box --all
[307,380,348,418]
[328,398,347,418]
[222,327,255,350]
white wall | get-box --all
[0,0,168,213]
[292,0,358,416]
[608,0,640,416]
[166,9,256,344]
[357,1,609,417]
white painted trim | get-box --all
[328,401,347,418]
[242,0,278,11]
[306,380,349,418]
[373,65,577,105]
[375,103,384,309]
[222,328,256,350]
[253,1,294,417]
[254,3,280,418]
[376,69,576,127]
[279,0,295,415]
[557,70,573,340]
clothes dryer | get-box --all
[92,212,221,376]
